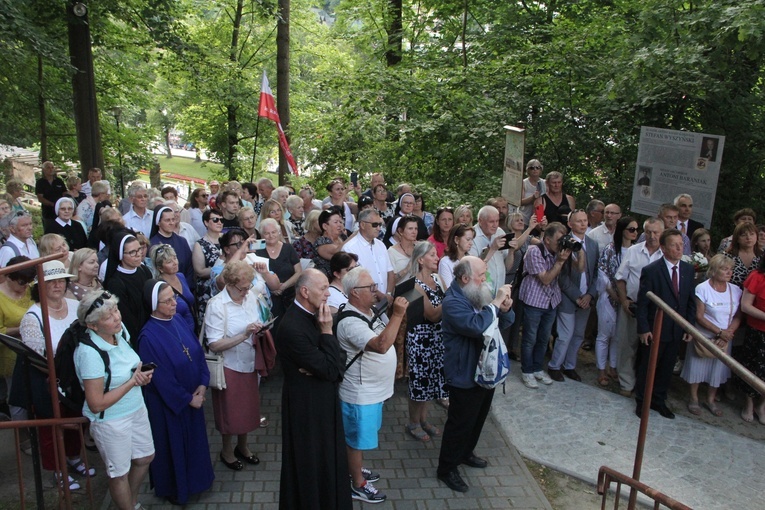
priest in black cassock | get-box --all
[276,269,352,510]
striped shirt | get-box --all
[519,243,561,309]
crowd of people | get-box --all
[0,160,764,507]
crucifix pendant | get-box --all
[182,344,192,361]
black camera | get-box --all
[558,234,582,252]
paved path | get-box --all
[130,373,552,509]
[492,361,765,509]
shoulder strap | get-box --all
[78,330,111,419]
[335,305,376,370]
[1,241,21,257]
[199,295,228,351]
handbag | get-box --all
[693,285,733,359]
[199,298,228,390]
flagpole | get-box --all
[250,114,262,183]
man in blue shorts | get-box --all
[336,267,408,503]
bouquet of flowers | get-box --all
[682,252,709,274]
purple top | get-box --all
[518,243,562,309]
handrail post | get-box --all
[630,307,664,509]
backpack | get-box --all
[474,310,511,390]
[54,319,111,418]
[333,303,379,370]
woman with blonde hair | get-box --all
[292,209,321,264]
[681,254,742,416]
[66,248,103,300]
[259,198,292,242]
[453,204,473,226]
[238,206,262,240]
[39,233,72,270]
[4,179,26,212]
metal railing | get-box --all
[598,290,765,510]
[0,254,94,509]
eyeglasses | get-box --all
[354,283,378,293]
[229,241,244,250]
[158,294,178,305]
[124,248,143,257]
[592,209,604,214]
[362,221,383,228]
[86,291,113,317]
[209,217,223,223]
[625,227,639,233]
[436,207,454,214]
[232,282,254,293]
[528,166,542,170]
[201,194,210,198]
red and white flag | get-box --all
[258,70,298,175]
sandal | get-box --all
[420,421,441,437]
[704,402,723,417]
[598,375,610,387]
[405,424,430,442]
[687,401,702,416]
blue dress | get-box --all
[138,315,214,504]
[151,232,194,286]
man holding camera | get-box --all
[518,222,571,389]
[614,217,665,396]
[547,210,597,382]
[470,205,517,296]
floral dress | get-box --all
[195,238,221,327]
[312,236,335,278]
[406,277,448,402]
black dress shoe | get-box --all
[562,369,582,382]
[219,453,244,471]
[650,402,675,419]
[547,368,565,382]
[234,445,260,465]
[635,401,643,418]
[438,470,469,492]
[461,455,488,468]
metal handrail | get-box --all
[598,466,692,510]
[646,291,765,395]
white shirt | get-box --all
[177,222,201,250]
[586,223,615,252]
[469,224,508,296]
[0,235,40,267]
[438,256,457,290]
[343,234,393,295]
[336,303,396,405]
[614,241,663,301]
[204,288,264,373]
[123,206,153,238]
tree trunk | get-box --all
[150,158,161,189]
[164,125,173,158]
[386,0,403,67]
[37,54,48,163]
[67,2,104,175]
[226,0,245,180]
[276,0,291,185]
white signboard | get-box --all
[502,125,525,208]
[631,126,724,227]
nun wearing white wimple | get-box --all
[149,205,194,285]
[138,279,213,505]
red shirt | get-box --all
[744,270,765,332]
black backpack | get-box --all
[54,319,111,418]
[332,303,380,370]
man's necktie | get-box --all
[672,265,679,297]
[680,222,686,235]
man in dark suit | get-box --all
[635,228,696,419]
[674,193,704,240]
[547,210,599,382]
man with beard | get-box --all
[436,256,514,493]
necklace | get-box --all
[399,243,413,257]
[48,301,66,312]
[153,317,192,361]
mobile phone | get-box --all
[350,171,358,187]
[141,362,157,372]
[535,204,545,223]
[260,317,277,331]
[249,239,266,252]
[499,232,516,250]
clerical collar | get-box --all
[294,299,314,315]
[55,217,72,227]
[117,265,138,275]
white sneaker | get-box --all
[534,371,554,385]
[522,373,539,389]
